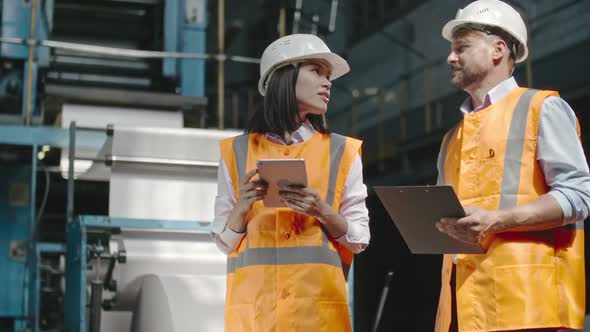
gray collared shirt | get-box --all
[437,77,590,222]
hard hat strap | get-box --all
[457,23,518,60]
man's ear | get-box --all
[492,39,509,64]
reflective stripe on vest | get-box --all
[227,231,340,273]
[439,89,584,231]
[227,133,347,273]
[232,134,249,182]
[327,133,347,206]
[499,89,537,209]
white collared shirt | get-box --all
[211,121,371,254]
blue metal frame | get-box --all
[65,217,86,332]
[1,0,54,121]
[78,215,214,232]
[0,165,32,319]
[0,147,38,331]
[0,124,81,331]
[65,215,213,332]
[0,124,107,149]
[162,0,207,98]
[0,0,53,63]
[163,0,180,78]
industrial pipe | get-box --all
[0,37,261,63]
[279,7,286,37]
[25,0,38,125]
[218,0,225,129]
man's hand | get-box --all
[435,206,505,245]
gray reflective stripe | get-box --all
[438,124,460,185]
[322,227,329,247]
[327,133,347,206]
[232,134,250,182]
[561,221,584,231]
[499,89,538,209]
[227,245,342,273]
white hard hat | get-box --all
[258,34,350,96]
[442,0,528,63]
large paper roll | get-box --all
[60,103,183,181]
[108,126,240,222]
[101,230,226,332]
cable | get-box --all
[33,163,50,242]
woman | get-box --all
[212,34,370,332]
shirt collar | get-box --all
[460,76,519,114]
[265,119,316,145]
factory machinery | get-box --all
[1,123,235,332]
[0,1,354,331]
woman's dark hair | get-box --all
[246,63,329,138]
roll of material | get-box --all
[60,103,183,181]
[101,230,226,332]
[108,126,241,222]
[59,104,241,331]
[130,274,226,332]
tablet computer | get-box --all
[374,185,484,254]
[257,158,308,208]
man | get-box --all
[434,0,590,331]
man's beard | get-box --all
[450,65,486,89]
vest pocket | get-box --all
[494,264,559,329]
[226,304,255,332]
[318,301,352,332]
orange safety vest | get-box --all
[435,87,585,332]
[219,131,362,332]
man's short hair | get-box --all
[453,24,518,61]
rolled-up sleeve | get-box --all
[211,159,245,254]
[538,96,590,223]
[335,154,371,253]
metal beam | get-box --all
[45,84,207,110]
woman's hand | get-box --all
[235,169,268,216]
[227,169,267,233]
[278,183,331,221]
[278,183,348,238]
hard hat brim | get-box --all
[258,52,350,96]
[441,19,528,63]
[442,19,477,41]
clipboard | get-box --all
[374,185,484,254]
